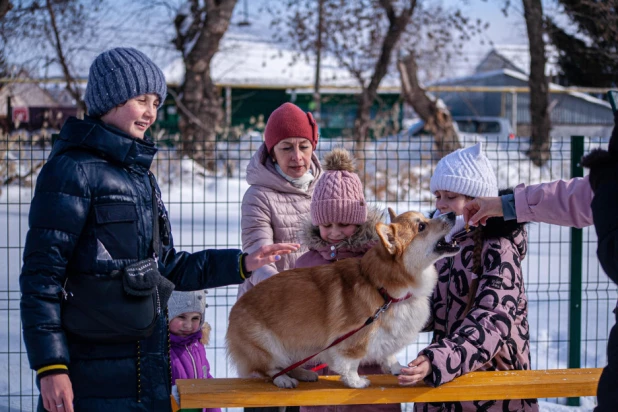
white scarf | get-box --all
[275,164,315,192]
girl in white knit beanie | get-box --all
[398,143,538,412]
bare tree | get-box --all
[545,0,618,87]
[522,0,551,166]
[351,0,416,143]
[173,0,237,171]
[0,0,102,115]
[269,0,416,143]
[0,0,12,20]
[44,0,85,114]
[312,0,324,126]
[397,0,489,158]
[270,0,484,154]
[398,54,460,157]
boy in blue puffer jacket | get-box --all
[19,47,298,412]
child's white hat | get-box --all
[168,290,207,326]
[430,142,498,198]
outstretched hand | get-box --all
[397,355,432,386]
[244,243,300,273]
[462,197,504,227]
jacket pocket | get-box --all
[94,203,138,260]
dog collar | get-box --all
[378,287,412,303]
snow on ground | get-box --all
[0,133,613,411]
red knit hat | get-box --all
[264,103,318,151]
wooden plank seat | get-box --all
[175,368,602,409]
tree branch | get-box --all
[45,0,84,113]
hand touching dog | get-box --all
[244,243,300,272]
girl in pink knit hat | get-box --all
[295,148,401,412]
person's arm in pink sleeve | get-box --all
[514,176,593,228]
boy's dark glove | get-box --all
[581,111,618,192]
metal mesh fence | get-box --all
[0,130,615,411]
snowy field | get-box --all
[0,134,615,411]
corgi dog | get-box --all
[226,209,460,389]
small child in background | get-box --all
[398,143,538,412]
[295,147,400,412]
[169,290,221,412]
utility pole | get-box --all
[313,0,324,126]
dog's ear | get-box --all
[376,222,397,255]
[388,207,397,222]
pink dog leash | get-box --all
[271,287,412,381]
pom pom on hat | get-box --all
[264,103,319,151]
[84,47,167,117]
[167,290,207,326]
[311,148,367,226]
[430,142,498,198]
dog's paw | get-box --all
[342,374,371,389]
[390,362,404,376]
[273,375,299,389]
[289,368,319,382]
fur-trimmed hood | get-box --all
[299,205,384,250]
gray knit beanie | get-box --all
[430,142,498,198]
[167,290,207,326]
[84,47,167,117]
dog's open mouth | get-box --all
[435,237,461,254]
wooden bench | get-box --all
[173,368,602,409]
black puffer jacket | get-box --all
[20,116,245,411]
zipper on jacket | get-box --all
[155,286,161,315]
[61,278,73,300]
[185,345,198,379]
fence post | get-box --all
[567,135,584,406]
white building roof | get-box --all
[435,68,611,109]
[475,44,560,77]
[0,82,59,116]
[163,33,400,90]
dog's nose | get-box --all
[445,212,456,222]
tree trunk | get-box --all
[313,0,324,126]
[179,0,237,171]
[352,0,416,144]
[397,54,460,158]
[0,0,12,20]
[523,0,551,167]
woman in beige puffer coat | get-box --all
[238,103,322,298]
